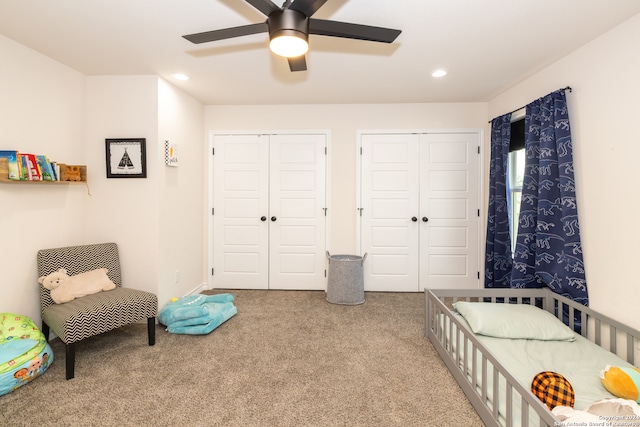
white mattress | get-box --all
[446,313,634,425]
[475,331,632,410]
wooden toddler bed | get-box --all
[425,288,640,427]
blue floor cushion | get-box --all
[159,294,237,335]
[1,313,54,396]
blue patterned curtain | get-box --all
[511,90,588,305]
[485,114,513,288]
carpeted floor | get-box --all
[0,290,484,426]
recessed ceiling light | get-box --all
[172,73,190,81]
[432,69,447,78]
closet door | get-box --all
[360,134,420,292]
[419,133,480,289]
[269,134,327,290]
[360,132,480,292]
[211,133,327,290]
[212,134,269,289]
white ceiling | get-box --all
[1,0,639,105]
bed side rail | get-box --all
[426,289,558,427]
[543,290,640,365]
[424,288,640,366]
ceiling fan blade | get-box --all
[309,19,401,43]
[287,0,328,17]
[245,0,281,16]
[183,22,268,44]
[287,55,307,72]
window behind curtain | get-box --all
[508,118,525,251]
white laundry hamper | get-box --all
[326,251,367,305]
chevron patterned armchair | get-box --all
[37,242,158,380]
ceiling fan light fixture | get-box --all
[268,9,309,58]
[269,32,309,57]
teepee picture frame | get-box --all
[106,138,147,178]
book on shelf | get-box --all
[36,155,56,181]
[21,153,41,181]
[18,154,28,180]
[0,150,20,180]
[50,161,59,181]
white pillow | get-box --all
[453,301,576,341]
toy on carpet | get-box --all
[601,364,640,403]
[159,293,237,335]
[0,313,54,396]
[38,267,116,304]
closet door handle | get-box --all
[411,217,418,222]
[271,216,277,222]
[261,216,267,221]
[422,217,429,222]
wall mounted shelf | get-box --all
[0,158,87,184]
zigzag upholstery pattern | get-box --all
[37,242,157,379]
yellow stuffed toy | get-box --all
[601,364,640,402]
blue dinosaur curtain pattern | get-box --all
[485,114,513,288]
[486,89,588,305]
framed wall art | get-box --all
[164,140,179,167]
[105,138,147,178]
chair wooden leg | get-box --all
[66,343,76,380]
[147,317,156,346]
[41,322,50,342]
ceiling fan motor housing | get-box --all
[268,8,309,42]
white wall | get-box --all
[85,76,161,296]
[0,35,87,322]
[157,79,205,306]
[205,103,488,256]
[487,14,640,329]
[85,76,205,309]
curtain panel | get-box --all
[511,89,588,305]
[485,89,588,305]
[484,114,513,288]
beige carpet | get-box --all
[0,290,484,426]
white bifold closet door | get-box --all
[211,133,327,290]
[360,132,480,292]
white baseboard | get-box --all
[185,283,208,296]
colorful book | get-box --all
[19,154,29,180]
[36,155,55,181]
[21,153,41,180]
[49,161,59,181]
[0,150,20,180]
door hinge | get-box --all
[212,147,215,155]
[358,207,363,216]
[324,269,327,278]
[360,147,363,155]
[477,209,480,217]
[477,271,480,279]
[212,268,214,276]
[477,146,480,154]
[324,147,327,155]
[324,208,327,216]
[212,208,214,215]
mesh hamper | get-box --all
[326,251,367,305]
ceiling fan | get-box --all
[182,0,402,72]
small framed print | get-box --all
[164,140,179,167]
[105,138,147,178]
